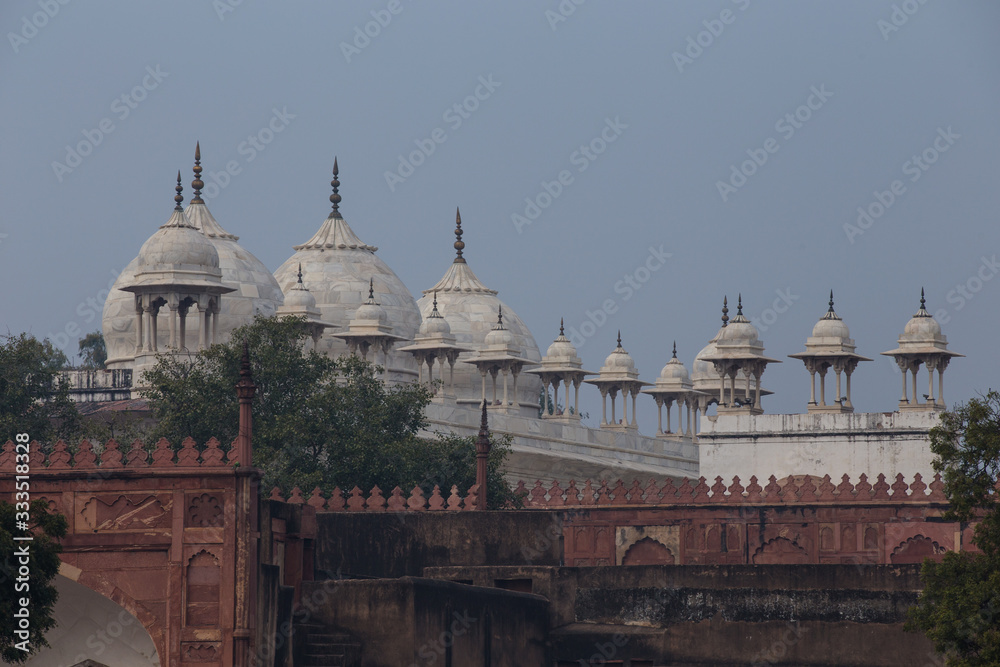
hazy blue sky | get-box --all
[2,1,998,433]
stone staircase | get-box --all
[296,623,361,667]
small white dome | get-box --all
[283,280,317,311]
[904,315,941,336]
[546,334,578,362]
[603,334,636,371]
[419,295,452,337]
[137,210,219,271]
[484,308,514,347]
[812,316,850,339]
[658,345,689,382]
[354,280,388,324]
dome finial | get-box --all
[497,304,503,326]
[453,207,466,263]
[672,340,677,359]
[737,293,743,317]
[559,318,565,336]
[617,330,622,348]
[297,263,303,284]
[191,142,204,204]
[329,158,342,216]
[368,277,375,301]
[721,296,729,327]
[828,289,835,313]
[915,287,931,317]
[433,290,438,310]
[174,171,184,210]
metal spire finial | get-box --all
[433,290,438,310]
[297,263,303,284]
[721,296,729,326]
[828,289,835,313]
[737,293,743,317]
[559,318,565,336]
[497,304,503,326]
[453,208,466,263]
[174,171,184,210]
[822,289,841,320]
[191,142,204,204]
[672,340,677,359]
[915,287,931,317]
[617,330,622,348]
[368,277,375,301]
[329,158,341,216]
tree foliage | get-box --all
[0,333,80,444]
[142,315,518,508]
[906,391,1000,666]
[77,331,107,370]
[0,500,68,663]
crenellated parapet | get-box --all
[0,436,241,472]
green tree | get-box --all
[906,391,1000,666]
[142,315,518,508]
[77,331,107,370]
[0,500,68,663]
[0,333,80,443]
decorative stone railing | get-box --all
[269,472,950,512]
[267,484,481,511]
[0,437,242,471]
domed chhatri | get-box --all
[119,175,234,376]
[276,264,336,350]
[273,159,421,382]
[526,319,594,421]
[585,332,650,431]
[881,288,964,411]
[463,306,537,414]
[642,342,698,438]
[398,293,471,398]
[699,295,780,415]
[789,291,872,413]
[103,144,283,369]
[334,278,408,372]
[414,208,541,415]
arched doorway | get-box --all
[21,575,159,667]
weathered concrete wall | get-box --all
[314,511,563,578]
[299,577,549,667]
[425,564,937,666]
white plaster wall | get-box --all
[697,411,942,482]
[23,574,159,667]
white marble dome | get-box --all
[419,297,452,337]
[603,335,636,372]
[273,166,421,381]
[104,204,283,370]
[812,315,851,340]
[416,210,541,413]
[136,210,219,272]
[658,349,689,382]
[545,326,578,362]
